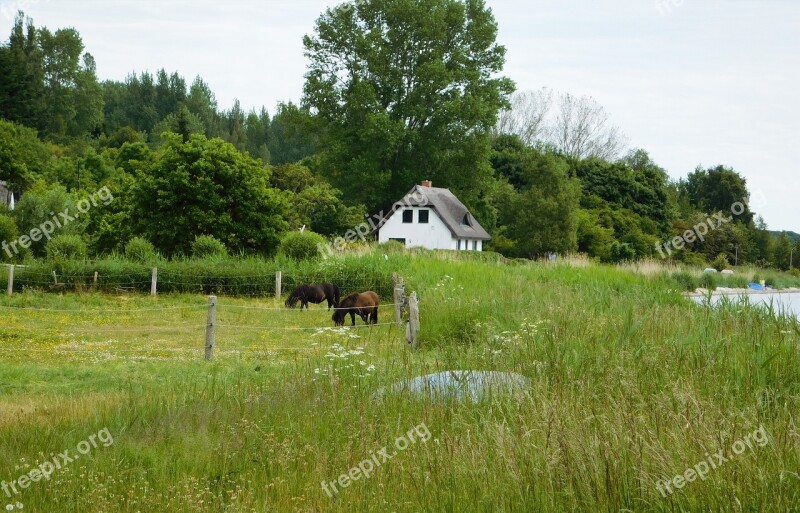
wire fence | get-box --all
[0,275,414,360]
[2,264,395,299]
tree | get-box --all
[683,165,754,225]
[12,182,88,257]
[129,133,289,255]
[302,0,515,212]
[0,119,50,189]
[551,93,627,160]
[0,12,44,129]
[270,164,365,236]
[492,141,580,258]
[494,88,553,146]
[772,232,792,271]
[267,102,317,165]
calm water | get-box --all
[692,292,800,319]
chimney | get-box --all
[421,180,432,188]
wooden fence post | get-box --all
[7,265,13,296]
[406,291,420,349]
[52,271,58,285]
[151,268,158,296]
[93,271,98,287]
[275,271,282,301]
[205,295,217,360]
[393,273,405,327]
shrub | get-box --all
[124,237,157,263]
[0,214,21,263]
[711,253,729,271]
[673,271,699,291]
[279,231,326,261]
[45,234,88,261]
[191,235,228,258]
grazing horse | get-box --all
[332,291,379,326]
[285,283,340,310]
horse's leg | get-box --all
[350,311,356,326]
[371,307,378,324]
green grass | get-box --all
[1,252,799,512]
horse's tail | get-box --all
[333,284,341,306]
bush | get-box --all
[191,235,228,259]
[125,237,157,263]
[279,231,325,261]
[673,271,699,291]
[711,253,729,271]
[45,235,88,261]
[0,213,22,263]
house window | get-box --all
[418,209,429,224]
[390,238,406,246]
[402,210,413,223]
[472,240,477,251]
[457,240,461,250]
[462,213,472,226]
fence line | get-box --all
[217,322,398,331]
[0,272,420,359]
[0,304,206,313]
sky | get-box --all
[1,0,798,231]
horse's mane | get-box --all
[339,292,360,307]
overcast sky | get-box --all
[1,0,797,231]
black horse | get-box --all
[285,283,341,310]
[332,291,379,326]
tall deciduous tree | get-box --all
[682,165,754,224]
[303,0,514,212]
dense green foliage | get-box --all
[124,236,157,263]
[303,0,514,213]
[190,234,228,259]
[278,230,327,261]
[0,8,796,270]
[45,233,87,261]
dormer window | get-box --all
[462,213,472,226]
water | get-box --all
[692,292,800,319]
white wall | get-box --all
[378,207,483,251]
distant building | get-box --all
[377,181,490,251]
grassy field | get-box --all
[1,252,799,512]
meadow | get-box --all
[1,251,799,512]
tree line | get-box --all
[0,4,797,269]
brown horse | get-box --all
[332,291,379,326]
[285,284,340,310]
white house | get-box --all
[376,181,490,251]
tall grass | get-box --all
[0,252,798,511]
